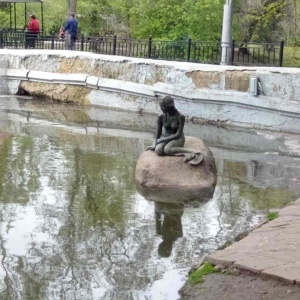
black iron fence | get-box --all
[0,30,284,67]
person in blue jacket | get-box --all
[63,13,78,50]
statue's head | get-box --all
[159,96,175,112]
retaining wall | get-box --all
[1,49,300,133]
[0,60,8,95]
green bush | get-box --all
[283,47,300,68]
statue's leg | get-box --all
[155,143,167,156]
[164,138,203,165]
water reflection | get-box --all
[0,98,300,299]
[137,184,216,258]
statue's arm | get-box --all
[155,115,163,144]
[156,114,185,144]
[146,115,163,151]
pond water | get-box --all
[1,97,300,300]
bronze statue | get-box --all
[147,95,203,165]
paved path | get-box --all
[206,198,300,284]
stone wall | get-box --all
[1,49,300,133]
[0,60,8,95]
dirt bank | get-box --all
[179,268,300,300]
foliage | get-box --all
[188,262,218,285]
[129,0,224,40]
[267,211,279,221]
[283,46,300,67]
[239,183,295,210]
[233,0,286,43]
[0,0,299,45]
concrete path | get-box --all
[206,198,300,284]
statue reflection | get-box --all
[136,183,216,258]
[155,202,184,257]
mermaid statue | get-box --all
[147,95,203,165]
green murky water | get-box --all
[0,97,300,300]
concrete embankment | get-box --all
[1,49,300,132]
[207,198,300,284]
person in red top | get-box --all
[27,15,40,48]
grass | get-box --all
[283,46,300,68]
[267,211,279,221]
[188,262,218,285]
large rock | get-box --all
[135,136,217,203]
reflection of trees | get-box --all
[212,163,260,248]
[0,135,42,299]
[2,124,299,299]
[0,234,17,300]
[239,184,295,210]
[0,131,143,299]
[222,159,298,210]
[0,137,40,205]
[210,159,297,248]
[53,145,144,299]
[82,151,133,228]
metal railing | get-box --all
[0,30,284,67]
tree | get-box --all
[129,0,224,40]
[233,0,286,43]
[68,0,77,14]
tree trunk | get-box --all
[67,0,77,14]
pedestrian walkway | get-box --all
[206,198,300,284]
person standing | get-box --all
[28,15,40,48]
[63,13,78,50]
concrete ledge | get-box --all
[52,73,87,85]
[6,69,300,116]
[27,70,88,85]
[97,78,156,98]
[6,69,29,80]
[27,70,54,82]
[86,76,99,88]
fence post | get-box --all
[113,35,117,55]
[187,37,192,62]
[51,31,54,49]
[148,35,152,58]
[231,39,235,65]
[279,39,284,67]
[81,34,84,51]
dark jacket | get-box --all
[64,17,78,37]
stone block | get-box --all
[0,68,6,77]
[262,262,300,284]
[28,70,54,82]
[86,76,99,89]
[6,69,29,80]
[206,255,234,268]
[233,256,283,273]
[224,71,249,92]
[186,71,222,89]
[0,60,8,77]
